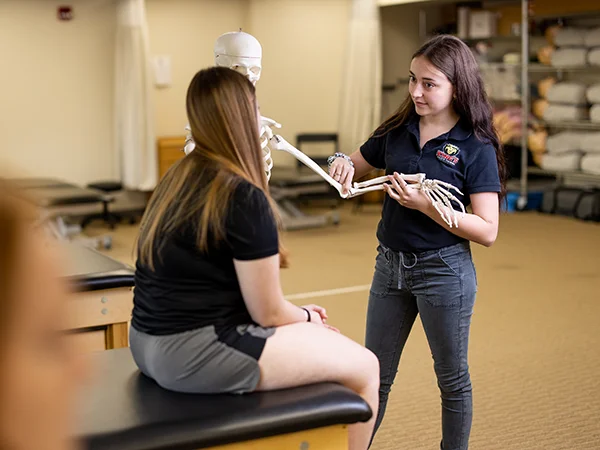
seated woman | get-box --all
[130,66,379,450]
[0,180,87,450]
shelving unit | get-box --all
[451,1,600,210]
[517,2,600,210]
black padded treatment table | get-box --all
[74,348,372,450]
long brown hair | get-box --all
[375,34,507,201]
[137,67,287,268]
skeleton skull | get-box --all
[214,31,262,85]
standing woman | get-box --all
[328,35,507,449]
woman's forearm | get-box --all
[349,150,377,180]
[421,203,498,247]
[266,301,310,327]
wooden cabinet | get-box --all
[65,287,133,353]
[157,136,187,179]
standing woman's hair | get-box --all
[375,34,508,201]
[137,67,287,268]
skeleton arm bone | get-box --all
[268,134,354,198]
[353,173,425,188]
[259,118,384,196]
[269,134,461,203]
[268,134,466,224]
[268,134,389,198]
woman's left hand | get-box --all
[383,172,430,212]
[302,304,340,333]
[302,304,328,322]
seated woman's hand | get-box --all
[302,304,340,333]
[303,304,327,322]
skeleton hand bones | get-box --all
[268,133,466,227]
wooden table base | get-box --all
[205,424,348,450]
[66,286,133,352]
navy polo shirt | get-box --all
[360,115,501,253]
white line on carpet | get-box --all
[285,284,371,301]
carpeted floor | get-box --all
[88,203,600,450]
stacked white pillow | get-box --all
[540,130,600,175]
[542,82,589,122]
[540,131,584,171]
[534,26,600,173]
[550,27,600,68]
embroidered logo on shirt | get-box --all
[436,143,460,166]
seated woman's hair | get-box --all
[137,66,286,268]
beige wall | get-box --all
[0,0,117,184]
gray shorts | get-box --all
[129,324,276,394]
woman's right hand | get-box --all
[329,157,355,195]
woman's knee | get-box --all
[346,347,380,391]
[435,363,471,395]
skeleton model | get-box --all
[184,31,466,228]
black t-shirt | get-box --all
[131,180,279,336]
[360,116,501,253]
